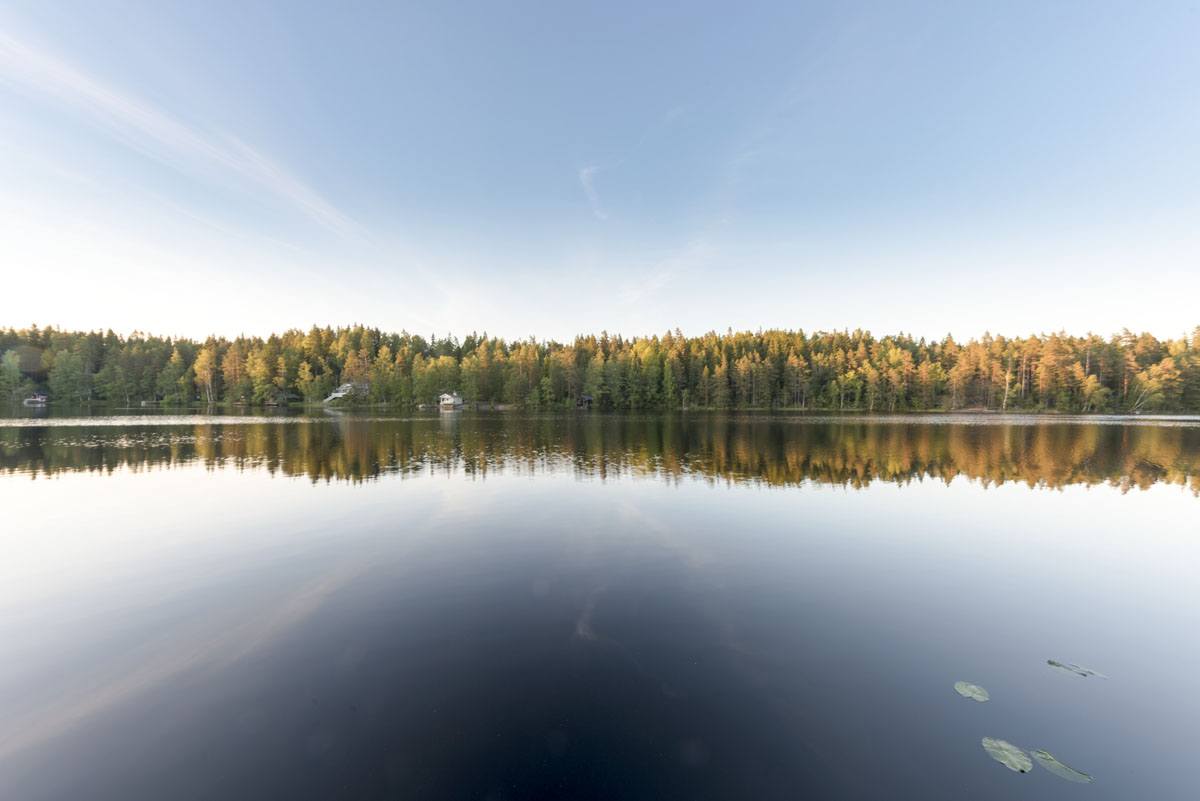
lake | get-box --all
[1,411,1197,800]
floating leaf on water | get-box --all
[1047,659,1108,679]
[1032,749,1094,783]
[982,737,1032,773]
[953,681,990,702]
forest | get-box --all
[2,324,1199,413]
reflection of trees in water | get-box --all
[2,416,1198,493]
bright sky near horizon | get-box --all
[1,1,1198,342]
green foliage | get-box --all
[0,350,31,406]
[953,681,989,702]
[982,737,1032,773]
[2,324,1199,412]
[1030,750,1094,783]
[46,346,91,404]
[156,347,192,405]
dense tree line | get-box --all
[3,324,1200,413]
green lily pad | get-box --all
[1032,749,1094,783]
[953,681,989,702]
[1048,659,1108,679]
[982,737,1032,773]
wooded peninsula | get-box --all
[3,325,1199,413]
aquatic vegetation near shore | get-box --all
[1032,749,1094,783]
[982,737,1032,773]
[1048,659,1108,678]
[953,681,989,702]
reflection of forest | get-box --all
[3,416,1199,493]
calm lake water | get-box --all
[1,411,1197,800]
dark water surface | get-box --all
[1,412,1197,800]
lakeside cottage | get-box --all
[439,392,463,409]
[323,382,369,404]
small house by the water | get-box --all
[439,392,463,409]
[324,382,368,404]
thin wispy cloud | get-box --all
[620,240,714,304]
[578,165,607,220]
[0,30,357,236]
[577,107,685,223]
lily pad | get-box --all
[1048,659,1108,679]
[1032,749,1094,783]
[982,737,1032,773]
[953,681,990,702]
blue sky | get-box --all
[1,1,1198,341]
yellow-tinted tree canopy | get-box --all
[3,325,1200,413]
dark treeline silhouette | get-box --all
[3,414,1198,493]
[3,324,1200,412]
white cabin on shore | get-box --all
[439,392,463,409]
[324,382,369,404]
